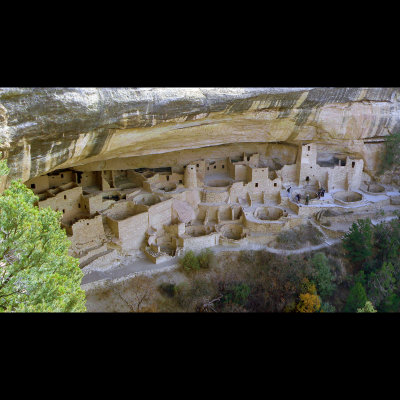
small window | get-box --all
[87,222,89,226]
[167,176,169,181]
[207,167,209,170]
[274,183,277,187]
[247,156,250,161]
[196,164,199,168]
[62,209,65,214]
[179,180,183,184]
[255,183,258,187]
[61,174,64,178]
[222,165,225,169]
[307,146,310,151]
[78,203,81,208]
[352,162,355,168]
[64,195,67,199]
[306,176,310,182]
[31,183,36,189]
[214,165,216,169]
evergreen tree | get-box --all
[0,157,86,312]
[344,282,367,312]
[310,252,336,299]
[343,219,374,269]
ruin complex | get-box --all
[22,140,400,272]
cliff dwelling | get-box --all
[23,141,400,271]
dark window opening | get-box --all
[62,209,65,214]
[64,195,67,199]
[166,176,169,181]
[306,176,310,182]
[247,156,250,161]
[214,166,216,169]
[87,222,89,226]
[222,165,225,169]
[78,203,81,208]
[274,183,277,187]
[207,167,209,170]
[179,180,183,184]
[196,164,199,168]
[76,171,83,184]
[61,174,64,178]
[255,183,258,187]
[307,146,310,151]
[352,161,355,168]
[31,183,36,189]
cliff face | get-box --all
[1,87,399,185]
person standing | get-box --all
[305,194,310,205]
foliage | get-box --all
[367,262,396,308]
[357,301,377,313]
[320,302,336,312]
[158,282,177,298]
[310,252,336,299]
[379,131,400,173]
[297,292,321,313]
[180,250,200,272]
[379,293,400,312]
[198,248,213,269]
[343,219,374,269]
[0,154,9,177]
[344,282,367,312]
[222,282,251,306]
[0,180,86,312]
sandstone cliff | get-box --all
[1,87,399,186]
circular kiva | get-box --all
[254,206,283,221]
[185,225,213,237]
[206,179,231,188]
[366,183,385,193]
[131,193,161,206]
[220,224,243,240]
[155,183,177,192]
[333,191,363,203]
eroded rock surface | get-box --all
[1,87,400,186]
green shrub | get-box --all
[158,282,177,298]
[222,282,251,306]
[198,248,213,269]
[180,250,200,272]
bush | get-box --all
[158,282,177,298]
[222,282,251,306]
[198,248,213,269]
[180,250,200,272]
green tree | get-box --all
[343,219,374,269]
[344,282,367,312]
[357,301,377,313]
[310,252,336,299]
[380,293,400,312]
[379,131,400,173]
[0,180,86,312]
[367,262,396,308]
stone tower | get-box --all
[184,164,197,188]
